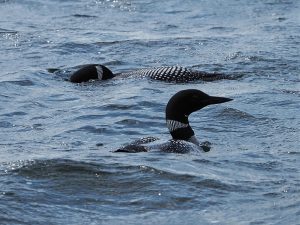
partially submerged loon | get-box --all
[115,89,232,153]
[68,64,228,83]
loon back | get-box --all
[117,66,224,82]
[119,66,220,83]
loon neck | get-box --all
[166,119,195,141]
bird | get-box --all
[67,64,229,83]
[115,89,232,153]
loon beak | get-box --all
[207,96,233,105]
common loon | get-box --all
[69,64,228,83]
[115,89,232,153]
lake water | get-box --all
[0,0,299,224]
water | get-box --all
[0,0,299,224]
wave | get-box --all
[3,158,244,194]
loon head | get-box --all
[70,64,114,83]
[166,89,232,143]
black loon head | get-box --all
[70,64,114,83]
[166,89,232,142]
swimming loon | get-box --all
[115,89,232,153]
[69,64,227,83]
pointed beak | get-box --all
[207,96,233,105]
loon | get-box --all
[68,64,227,83]
[115,89,232,153]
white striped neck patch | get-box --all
[166,119,189,132]
[95,66,103,80]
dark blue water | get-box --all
[1,0,299,224]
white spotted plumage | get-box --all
[119,66,197,82]
[118,66,225,82]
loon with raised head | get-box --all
[69,64,227,83]
[115,89,232,153]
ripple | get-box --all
[94,0,136,11]
[0,79,35,86]
[6,159,110,178]
[68,125,108,134]
[1,111,27,117]
[218,107,256,120]
[72,14,97,18]
[6,159,238,195]
[116,119,142,126]
[233,160,283,172]
[74,114,105,121]
[101,103,137,111]
[95,40,124,46]
[278,89,300,96]
[0,121,14,128]
[225,51,278,64]
[192,178,239,192]
[47,94,79,102]
[209,26,237,32]
[0,28,18,34]
[53,42,98,54]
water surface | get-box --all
[0,0,299,224]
